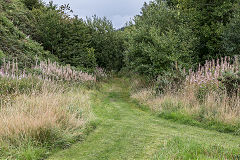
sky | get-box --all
[42,0,151,29]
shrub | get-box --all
[0,12,55,68]
[155,66,186,94]
[87,16,125,71]
[218,71,240,97]
[124,1,196,77]
[222,3,240,56]
[167,0,236,63]
[22,0,42,10]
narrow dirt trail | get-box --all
[49,79,240,160]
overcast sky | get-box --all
[42,0,151,29]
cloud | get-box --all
[42,0,150,28]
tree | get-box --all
[86,16,125,71]
[222,2,240,56]
[31,3,95,69]
[124,1,196,77]
[167,0,236,63]
[58,16,96,69]
[22,0,43,10]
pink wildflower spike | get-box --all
[0,68,4,77]
[1,59,97,82]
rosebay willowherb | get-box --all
[0,59,97,82]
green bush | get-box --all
[222,3,240,56]
[124,1,196,77]
[31,5,98,69]
[21,0,42,10]
[87,16,125,71]
[0,10,55,68]
[218,71,240,97]
[167,0,236,63]
[155,67,186,94]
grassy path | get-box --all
[49,79,240,160]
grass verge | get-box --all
[129,76,240,136]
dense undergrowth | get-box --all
[0,84,95,159]
[130,57,240,135]
[0,80,96,159]
[0,58,102,159]
[1,0,240,159]
[0,0,56,67]
[0,1,110,158]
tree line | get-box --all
[9,0,240,76]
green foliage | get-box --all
[168,0,236,63]
[31,4,70,55]
[1,0,125,72]
[87,16,125,71]
[0,50,5,66]
[31,5,119,70]
[0,77,43,95]
[55,16,93,68]
[223,3,240,56]
[0,16,54,67]
[218,71,240,97]
[123,0,240,77]
[1,0,38,39]
[21,0,42,10]
[0,0,56,68]
[84,48,97,69]
[124,1,196,77]
[155,67,186,94]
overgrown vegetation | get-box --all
[0,57,98,159]
[124,1,196,76]
[123,0,240,136]
[0,84,94,159]
[131,57,240,134]
[1,0,240,159]
[48,79,240,160]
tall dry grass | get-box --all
[0,81,93,158]
[0,82,92,140]
[131,56,240,126]
[0,59,96,158]
[1,88,90,139]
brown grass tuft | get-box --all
[0,84,93,145]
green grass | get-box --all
[48,78,240,160]
[158,111,240,135]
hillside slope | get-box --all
[0,0,56,66]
